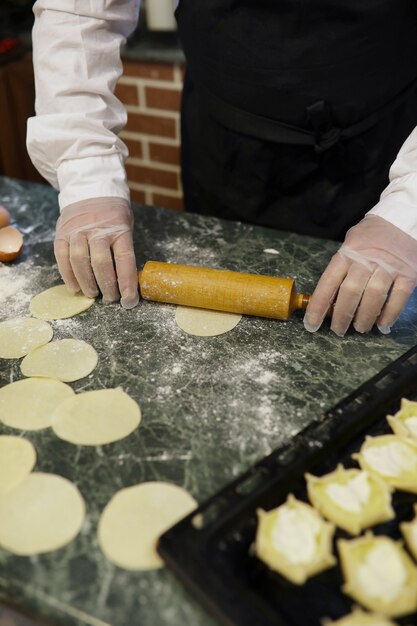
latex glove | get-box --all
[303,215,417,336]
[54,197,139,309]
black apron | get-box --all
[176,1,417,240]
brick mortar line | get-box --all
[138,83,146,109]
[126,104,180,119]
[120,131,180,147]
[175,117,180,144]
[126,156,180,173]
[122,61,183,70]
[118,76,184,89]
[139,80,184,92]
[129,181,183,198]
[173,65,183,84]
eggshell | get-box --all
[0,226,24,262]
[0,206,11,229]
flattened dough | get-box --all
[0,317,53,358]
[30,284,94,320]
[175,306,242,336]
[255,494,336,585]
[98,482,197,570]
[387,398,417,441]
[51,388,142,445]
[306,466,394,535]
[0,473,85,555]
[20,339,98,382]
[0,377,74,430]
[0,436,36,496]
[401,504,417,561]
[338,533,417,617]
[353,435,417,494]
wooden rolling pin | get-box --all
[137,261,312,321]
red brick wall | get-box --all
[117,59,185,211]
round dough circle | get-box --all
[0,377,75,430]
[30,284,95,320]
[51,388,142,446]
[20,339,98,382]
[0,436,36,496]
[0,473,85,555]
[0,317,53,358]
[98,482,197,570]
[175,306,242,337]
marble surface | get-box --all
[0,176,417,626]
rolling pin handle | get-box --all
[292,291,333,318]
[292,293,311,311]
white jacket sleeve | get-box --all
[368,126,417,240]
[27,0,140,210]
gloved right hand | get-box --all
[54,197,139,309]
[304,215,417,336]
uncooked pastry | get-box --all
[322,607,398,626]
[0,436,36,496]
[306,465,394,535]
[255,494,336,585]
[175,306,242,336]
[0,317,53,358]
[387,398,417,441]
[0,472,85,555]
[20,339,98,382]
[0,377,74,430]
[98,481,197,570]
[400,504,417,561]
[30,284,94,320]
[353,435,417,494]
[51,388,142,446]
[338,533,417,617]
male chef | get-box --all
[27,1,417,337]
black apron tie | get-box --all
[307,100,342,154]
[198,74,417,152]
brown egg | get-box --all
[0,226,24,262]
[0,206,11,229]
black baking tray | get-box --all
[158,344,417,626]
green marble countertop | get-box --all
[0,177,416,626]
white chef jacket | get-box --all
[27,0,417,240]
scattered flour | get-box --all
[154,236,221,266]
[0,262,40,317]
[141,304,295,461]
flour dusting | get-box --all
[0,261,42,318]
[154,235,221,267]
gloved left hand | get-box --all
[303,215,417,336]
[54,197,139,309]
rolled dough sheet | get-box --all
[98,481,197,570]
[0,436,36,496]
[0,473,85,555]
[0,317,53,358]
[30,284,95,320]
[0,377,74,430]
[20,339,98,382]
[175,306,242,337]
[51,388,142,445]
